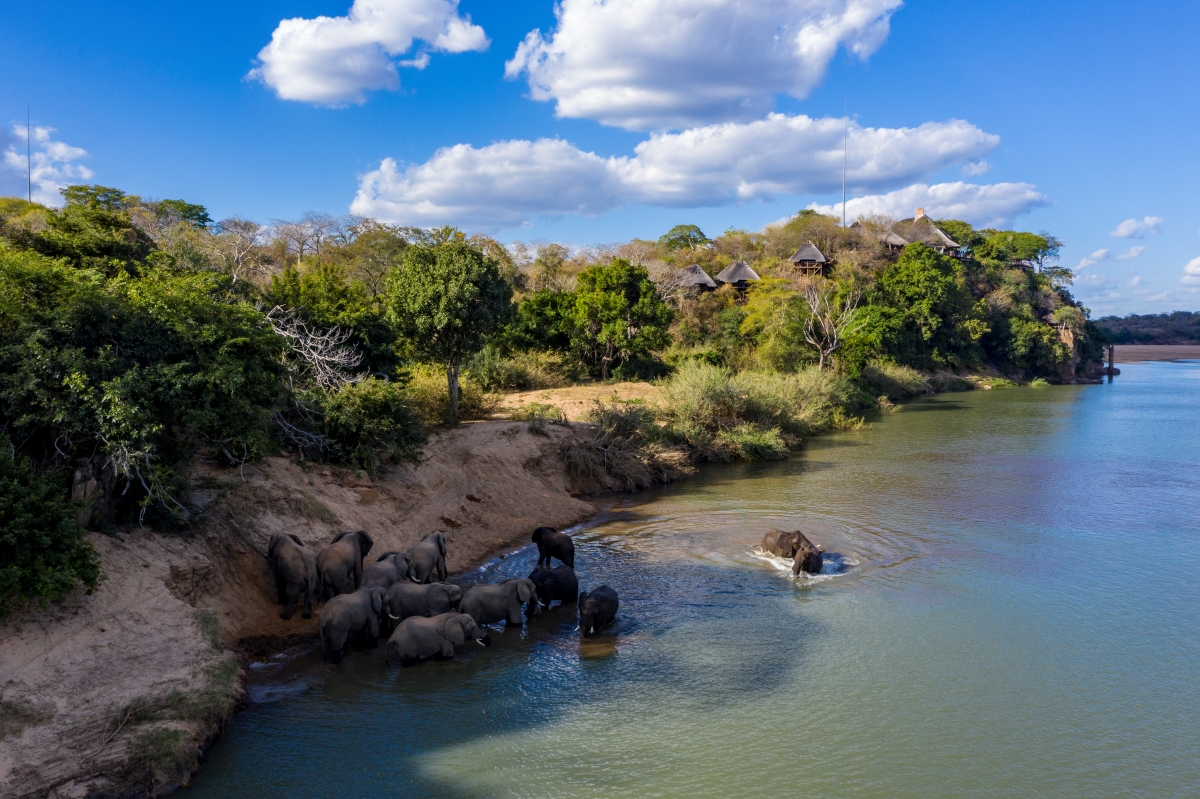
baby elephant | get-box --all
[461,578,538,627]
[320,585,387,663]
[532,526,575,569]
[361,551,414,589]
[528,565,578,609]
[762,529,820,559]
[792,545,824,576]
[578,585,619,637]
[386,613,491,665]
[267,533,318,620]
[385,581,464,626]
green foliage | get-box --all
[404,364,501,426]
[385,238,513,421]
[152,199,212,229]
[466,345,576,391]
[0,444,101,617]
[1096,311,1200,344]
[860,360,929,400]
[129,727,197,788]
[572,259,672,378]
[267,261,399,374]
[503,289,576,352]
[320,378,426,474]
[658,224,709,252]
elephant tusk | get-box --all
[573,625,580,631]
[388,613,399,620]
[476,639,487,646]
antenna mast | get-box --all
[26,105,32,204]
[842,101,848,228]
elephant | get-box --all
[361,551,414,589]
[578,586,619,637]
[317,530,374,601]
[385,613,492,665]
[319,585,387,663]
[385,582,464,630]
[531,526,575,569]
[528,565,578,609]
[460,578,539,627]
[761,529,818,558]
[409,532,447,584]
[792,545,824,576]
[267,533,318,620]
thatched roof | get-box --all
[894,215,960,249]
[715,261,760,284]
[851,220,909,248]
[789,241,827,263]
[678,264,717,288]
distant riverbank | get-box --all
[1114,344,1200,362]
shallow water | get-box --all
[184,361,1200,799]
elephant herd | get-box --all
[266,526,619,666]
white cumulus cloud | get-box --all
[1,124,93,206]
[249,0,488,105]
[1182,256,1200,286]
[351,115,999,230]
[960,159,991,176]
[1075,249,1109,270]
[505,0,903,130]
[1126,275,1143,288]
[806,181,1048,229]
[1110,215,1162,238]
[1113,245,1146,261]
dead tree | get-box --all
[803,283,862,370]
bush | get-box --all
[861,360,929,400]
[0,446,102,617]
[509,402,568,436]
[404,364,501,426]
[465,346,578,391]
[565,401,691,492]
[321,379,426,474]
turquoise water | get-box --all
[184,361,1200,798]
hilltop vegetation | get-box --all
[1094,311,1200,344]
[0,186,1103,613]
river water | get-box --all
[184,361,1200,799]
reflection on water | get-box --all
[184,361,1200,799]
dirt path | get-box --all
[0,421,598,799]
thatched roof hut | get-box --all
[715,261,760,286]
[892,208,961,256]
[789,241,827,275]
[850,220,909,250]
[678,264,717,291]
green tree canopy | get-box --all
[571,259,672,378]
[658,224,710,252]
[385,238,513,420]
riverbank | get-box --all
[1114,344,1200,362]
[0,421,597,799]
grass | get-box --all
[565,401,693,493]
[509,402,569,436]
[466,347,581,391]
[299,493,338,525]
[128,727,197,789]
[194,609,222,651]
[405,363,502,426]
[861,360,930,400]
[0,697,54,740]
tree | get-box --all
[385,239,513,421]
[571,259,672,379]
[658,224,709,252]
[802,283,862,370]
[216,217,270,283]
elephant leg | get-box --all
[275,571,287,605]
[508,604,523,625]
[437,559,447,582]
[439,639,455,658]
[281,590,296,620]
[565,554,574,569]
[302,586,313,619]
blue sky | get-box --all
[2,0,1198,315]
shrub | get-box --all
[509,402,568,436]
[404,364,501,426]
[465,346,577,391]
[0,446,102,617]
[321,378,426,473]
[861,360,929,400]
[565,401,692,492]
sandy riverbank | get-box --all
[1114,344,1200,362]
[0,421,598,799]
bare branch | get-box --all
[803,283,863,370]
[265,306,364,390]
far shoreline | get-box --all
[1113,344,1200,362]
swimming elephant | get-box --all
[361,551,414,589]
[578,585,619,637]
[461,578,538,627]
[385,613,491,665]
[267,533,318,620]
[409,532,447,584]
[761,530,820,559]
[385,582,464,628]
[528,565,578,609]
[319,585,387,663]
[317,530,374,601]
[531,526,575,569]
[792,545,824,576]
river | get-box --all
[183,360,1200,798]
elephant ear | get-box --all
[578,591,588,604]
[287,533,305,547]
[267,534,283,559]
[371,589,383,615]
[445,617,466,646]
[516,580,533,603]
[357,531,374,558]
[330,530,350,544]
[436,533,446,556]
